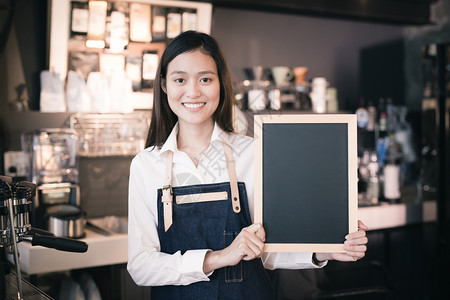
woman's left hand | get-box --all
[315,220,368,262]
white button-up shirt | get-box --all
[127,123,323,287]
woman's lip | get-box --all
[182,102,206,110]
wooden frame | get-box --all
[254,114,358,253]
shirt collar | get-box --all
[155,122,235,159]
[158,123,179,156]
[210,122,233,149]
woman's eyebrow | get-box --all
[169,70,217,76]
[169,70,186,76]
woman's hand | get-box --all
[315,220,368,262]
[203,223,265,274]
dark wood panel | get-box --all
[199,0,431,25]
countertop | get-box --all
[11,229,127,275]
[11,200,437,275]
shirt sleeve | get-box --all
[127,154,211,286]
[262,252,327,270]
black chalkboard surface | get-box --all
[254,114,358,253]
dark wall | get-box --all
[359,39,405,105]
[211,7,404,110]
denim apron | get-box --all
[152,143,273,300]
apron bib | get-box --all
[152,143,273,300]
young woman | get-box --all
[127,31,368,299]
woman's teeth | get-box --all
[183,103,205,109]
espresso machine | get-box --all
[21,129,80,230]
[0,175,88,300]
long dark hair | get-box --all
[145,31,235,148]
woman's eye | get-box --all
[200,78,211,83]
[174,78,185,84]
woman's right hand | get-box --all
[203,223,265,274]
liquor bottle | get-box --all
[378,97,387,136]
[385,97,397,135]
[358,151,370,202]
[367,100,377,131]
[366,151,380,204]
[326,87,338,113]
[356,97,369,129]
[383,157,401,203]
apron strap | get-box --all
[222,143,241,214]
[162,142,241,232]
[162,150,174,232]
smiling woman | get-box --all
[127,30,368,300]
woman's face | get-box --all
[164,49,220,129]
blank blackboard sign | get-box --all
[254,114,358,253]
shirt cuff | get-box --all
[181,249,212,281]
[312,253,328,267]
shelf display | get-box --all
[48,0,212,111]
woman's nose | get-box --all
[186,81,201,98]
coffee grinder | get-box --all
[21,129,80,229]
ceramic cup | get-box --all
[248,89,267,111]
[293,67,309,84]
[243,66,271,81]
[309,77,328,113]
[271,66,294,86]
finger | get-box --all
[344,249,366,260]
[245,223,262,234]
[358,220,369,230]
[245,242,264,259]
[254,225,266,242]
[344,236,368,246]
[244,230,265,250]
[345,229,367,240]
[344,244,367,253]
[344,248,367,261]
[235,228,264,254]
[236,238,260,261]
[243,224,265,247]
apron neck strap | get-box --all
[222,143,241,214]
[162,150,174,231]
[162,142,242,231]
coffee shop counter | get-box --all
[11,229,128,275]
[10,200,436,275]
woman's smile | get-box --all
[182,102,207,110]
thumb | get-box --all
[246,223,262,233]
[246,223,265,242]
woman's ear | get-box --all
[161,79,167,94]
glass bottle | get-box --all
[356,97,369,129]
[366,151,380,204]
